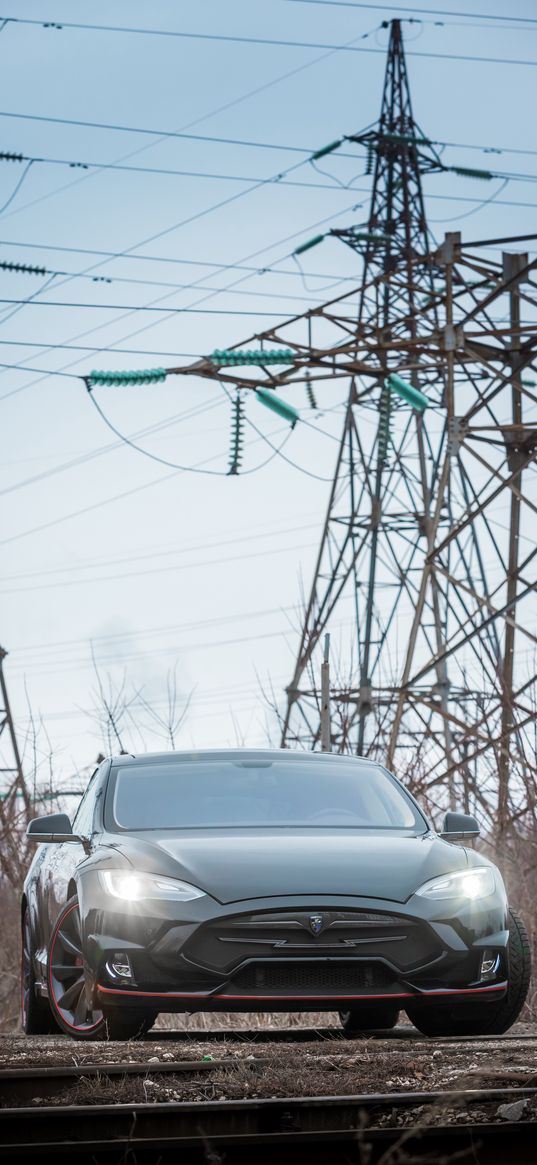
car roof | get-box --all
[108,748,382,769]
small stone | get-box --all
[31,1097,43,1104]
[497,1099,529,1122]
[162,1052,175,1061]
[147,1056,160,1063]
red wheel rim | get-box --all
[48,903,103,1033]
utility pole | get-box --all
[88,20,537,834]
[497,253,528,839]
[320,634,331,753]
[0,646,26,805]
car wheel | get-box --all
[48,896,108,1039]
[406,907,531,1037]
[21,906,59,1034]
[339,1004,400,1034]
[48,896,157,1040]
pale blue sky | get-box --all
[1,0,536,786]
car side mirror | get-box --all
[27,813,82,845]
[440,810,480,841]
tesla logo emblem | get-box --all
[309,915,324,935]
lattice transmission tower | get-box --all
[87,20,537,834]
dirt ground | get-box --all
[1,1020,537,1124]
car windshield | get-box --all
[107,758,424,831]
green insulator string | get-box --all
[228,391,245,476]
[0,260,47,276]
[305,372,317,410]
[211,348,295,367]
[377,385,392,465]
[86,368,167,387]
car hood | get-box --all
[117,830,468,905]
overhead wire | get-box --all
[0,20,382,424]
[85,382,298,478]
[0,389,333,546]
[2,161,537,413]
[0,534,318,597]
[430,177,510,224]
[282,1,537,27]
[0,297,299,318]
[0,157,34,214]
[218,380,333,482]
[1,14,537,66]
[0,195,366,407]
[2,523,323,588]
[1,110,537,162]
[0,18,380,229]
[0,393,226,497]
[0,235,357,282]
[0,21,382,399]
[0,19,531,506]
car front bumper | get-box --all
[78,880,510,1013]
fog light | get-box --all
[106,952,134,981]
[480,950,500,981]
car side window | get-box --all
[72,769,103,838]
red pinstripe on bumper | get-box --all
[97,982,508,1002]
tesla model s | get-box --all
[22,749,530,1039]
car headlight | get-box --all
[99,870,206,902]
[415,866,495,901]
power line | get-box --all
[0,339,205,357]
[0,23,375,231]
[0,196,367,406]
[1,110,536,161]
[3,146,537,191]
[2,523,322,587]
[0,402,326,545]
[0,236,357,282]
[283,1,537,27]
[0,276,330,305]
[8,623,317,678]
[0,395,225,498]
[1,166,534,420]
[86,386,296,478]
[0,536,318,597]
[0,297,296,317]
[3,14,537,65]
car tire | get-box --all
[102,1009,157,1040]
[339,1004,400,1034]
[406,907,531,1038]
[21,906,59,1034]
[48,895,155,1040]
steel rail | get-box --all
[1,1090,537,1162]
[135,1024,537,1042]
[6,1024,537,1044]
[0,1056,266,1104]
[1,1056,536,1107]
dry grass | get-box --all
[3,1025,537,1111]
[153,1010,339,1031]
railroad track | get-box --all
[135,1025,537,1044]
[0,1056,267,1104]
[4,1024,537,1045]
[0,1087,536,1163]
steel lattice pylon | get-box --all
[164,20,537,833]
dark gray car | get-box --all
[22,749,530,1040]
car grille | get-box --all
[227,961,394,995]
[183,909,439,976]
